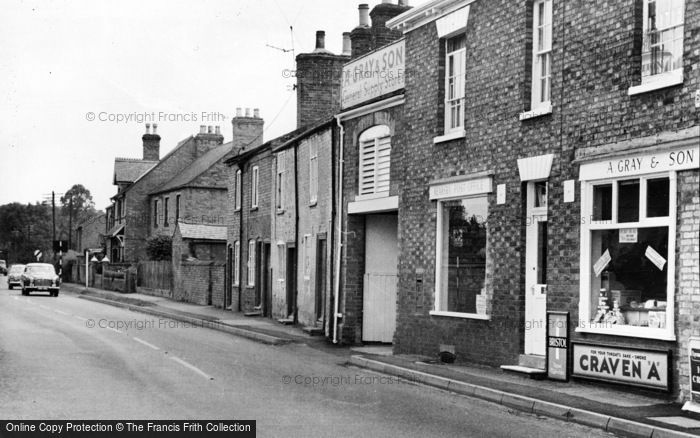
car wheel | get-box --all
[8,284,12,290]
[21,287,27,296]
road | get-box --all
[0,276,615,437]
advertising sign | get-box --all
[683,337,700,413]
[341,40,405,109]
[547,312,569,381]
[572,344,669,390]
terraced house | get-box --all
[385,0,698,401]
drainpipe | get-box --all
[293,143,300,324]
[238,164,244,312]
[332,116,345,343]
[328,124,337,338]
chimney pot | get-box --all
[342,32,352,56]
[236,107,242,117]
[145,123,151,134]
[382,0,393,3]
[208,126,213,134]
[245,108,251,117]
[254,108,260,118]
[315,30,325,50]
[152,123,158,134]
[359,4,370,27]
[398,0,408,5]
[215,126,221,135]
[200,125,206,134]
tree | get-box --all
[146,235,172,261]
[60,184,96,249]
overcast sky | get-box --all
[0,0,422,209]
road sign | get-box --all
[34,250,42,261]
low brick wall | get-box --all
[173,260,225,307]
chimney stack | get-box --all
[142,123,160,161]
[342,32,352,56]
[200,125,206,134]
[231,108,264,153]
[398,0,408,5]
[359,4,370,27]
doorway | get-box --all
[286,246,297,319]
[315,236,327,324]
[524,180,548,356]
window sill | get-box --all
[309,201,318,208]
[628,70,683,96]
[234,208,241,212]
[276,208,285,215]
[251,207,258,212]
[430,310,490,320]
[519,102,552,121]
[575,325,675,341]
[433,130,466,144]
[246,285,255,289]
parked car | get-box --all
[7,264,26,289]
[0,260,7,275]
[21,263,60,296]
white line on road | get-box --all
[132,337,160,351]
[170,356,214,380]
[74,315,87,321]
[105,327,122,334]
[53,309,69,315]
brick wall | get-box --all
[390,0,699,399]
[271,148,297,319]
[296,53,348,128]
[175,260,224,307]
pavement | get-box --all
[62,282,700,437]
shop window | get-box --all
[582,174,674,336]
[358,125,391,197]
[435,196,488,315]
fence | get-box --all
[136,260,172,297]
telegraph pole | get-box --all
[52,191,56,245]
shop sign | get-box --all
[619,228,638,243]
[341,40,405,109]
[547,312,569,381]
[572,344,669,390]
[683,338,700,413]
[429,177,492,200]
[579,145,699,180]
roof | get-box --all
[151,141,232,195]
[177,223,227,241]
[106,222,125,237]
[223,126,310,165]
[113,158,157,184]
[272,119,334,153]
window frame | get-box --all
[444,33,466,135]
[164,197,170,227]
[309,143,318,206]
[578,171,677,340]
[276,151,286,212]
[531,0,552,111]
[175,194,181,224]
[247,239,256,286]
[233,241,240,286]
[153,199,159,228]
[251,166,259,210]
[358,125,392,199]
[430,194,491,320]
[234,169,242,211]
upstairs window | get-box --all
[309,142,318,205]
[276,151,286,211]
[153,200,159,228]
[234,169,242,211]
[251,166,259,209]
[531,0,552,110]
[445,34,466,133]
[358,125,391,196]
[175,194,181,224]
[642,0,684,82]
[164,197,170,227]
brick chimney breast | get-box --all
[142,124,161,161]
[231,109,264,153]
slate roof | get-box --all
[151,141,232,195]
[177,223,227,241]
[113,158,157,184]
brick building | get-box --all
[75,212,106,254]
[106,123,226,262]
[383,0,698,401]
[333,1,410,344]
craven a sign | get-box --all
[429,177,493,200]
[341,40,405,109]
[579,145,699,180]
[572,344,669,390]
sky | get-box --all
[0,0,424,209]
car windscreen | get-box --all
[10,266,25,274]
[25,265,56,276]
